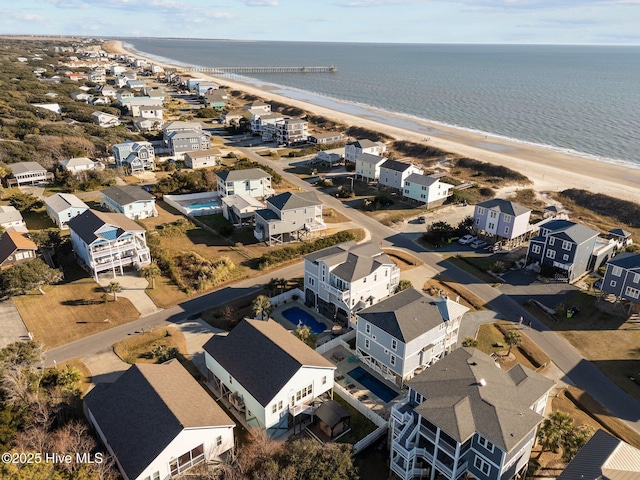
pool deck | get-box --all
[270,302,336,345]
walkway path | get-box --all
[97,272,161,317]
[0,299,30,348]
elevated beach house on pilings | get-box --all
[203,319,335,438]
[601,252,640,313]
[389,348,554,480]
[472,198,532,248]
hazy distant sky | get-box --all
[3,0,639,45]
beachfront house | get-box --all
[308,132,344,145]
[85,360,235,480]
[275,118,309,145]
[44,193,89,230]
[355,153,387,182]
[344,139,387,163]
[216,168,274,199]
[251,113,284,138]
[243,101,271,113]
[101,185,158,220]
[378,159,423,191]
[0,231,38,269]
[402,174,453,208]
[601,252,640,308]
[92,111,121,128]
[254,191,325,246]
[203,319,336,438]
[221,195,265,227]
[5,162,53,187]
[59,157,97,175]
[389,348,554,480]
[167,130,211,159]
[67,209,151,281]
[526,219,599,283]
[356,288,469,387]
[303,241,400,326]
[608,228,633,250]
[473,198,532,247]
[184,149,221,170]
[0,206,27,233]
[204,90,228,109]
[112,141,155,172]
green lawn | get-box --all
[333,394,377,445]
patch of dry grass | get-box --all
[322,208,351,224]
[113,326,187,364]
[14,279,140,349]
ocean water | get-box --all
[121,38,640,167]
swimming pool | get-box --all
[347,366,399,403]
[282,306,327,335]
[188,200,221,209]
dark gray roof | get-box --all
[84,360,234,480]
[203,319,334,407]
[304,241,356,264]
[315,400,350,429]
[358,289,469,343]
[267,191,320,211]
[476,198,530,217]
[405,173,438,187]
[607,252,640,271]
[558,429,640,480]
[349,139,379,149]
[102,185,154,205]
[609,228,632,239]
[355,153,386,165]
[255,208,280,221]
[67,209,145,245]
[217,168,270,182]
[305,241,393,282]
[548,221,599,245]
[408,348,554,452]
[380,159,416,172]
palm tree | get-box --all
[504,330,522,356]
[537,411,573,454]
[275,278,288,295]
[251,295,272,320]
[265,278,279,297]
[140,262,161,289]
[108,282,122,302]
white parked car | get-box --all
[470,239,488,249]
[458,234,477,245]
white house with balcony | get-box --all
[67,209,151,281]
[304,241,400,326]
[345,139,387,163]
[203,319,335,438]
[356,288,469,387]
[402,174,453,208]
[101,185,158,220]
[379,159,423,191]
[85,360,235,480]
[216,168,274,199]
[355,153,387,182]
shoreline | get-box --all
[105,40,640,203]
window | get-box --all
[474,457,491,475]
[216,435,223,447]
[612,266,623,277]
[322,376,327,385]
[392,339,397,350]
[229,375,233,384]
[563,254,570,261]
[635,273,640,284]
[374,274,377,281]
[278,400,283,410]
[549,237,556,246]
[562,241,572,250]
[503,215,511,223]
[626,286,640,299]
[531,244,541,254]
[170,444,205,476]
[390,355,396,366]
[365,339,370,349]
[488,222,494,229]
[308,277,315,287]
[363,276,367,283]
[610,280,617,287]
[477,207,485,215]
[153,473,160,480]
[475,218,480,225]
[489,211,497,218]
[366,323,371,334]
[477,436,495,452]
[546,250,556,259]
[372,334,376,341]
[272,404,277,414]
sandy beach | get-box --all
[104,40,640,204]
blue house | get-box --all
[602,252,640,310]
[101,185,158,221]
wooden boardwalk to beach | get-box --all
[181,65,337,74]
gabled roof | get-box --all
[315,400,350,429]
[305,241,394,282]
[0,231,37,264]
[267,191,320,211]
[9,162,46,175]
[67,209,145,245]
[0,206,23,224]
[607,252,640,272]
[358,289,469,343]
[609,228,632,239]
[355,153,386,165]
[408,348,554,453]
[217,168,270,182]
[380,159,416,173]
[255,208,280,221]
[163,120,203,131]
[167,129,210,140]
[404,173,439,187]
[203,319,334,407]
[549,222,599,245]
[558,429,640,480]
[60,157,95,169]
[349,139,380,149]
[185,148,221,159]
[85,360,234,480]
[44,193,89,214]
[476,198,530,217]
[102,185,154,205]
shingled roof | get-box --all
[408,348,554,453]
[216,168,270,182]
[0,231,37,266]
[102,185,154,205]
[476,198,530,217]
[67,209,145,245]
[267,191,320,211]
[85,360,234,480]
[607,252,640,271]
[304,241,394,282]
[203,319,334,407]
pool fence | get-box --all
[269,288,304,307]
[163,192,222,217]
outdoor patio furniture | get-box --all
[347,384,356,391]
[331,352,345,363]
[336,375,345,381]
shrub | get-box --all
[491,261,509,273]
[462,337,478,347]
[456,157,531,183]
[479,187,495,197]
[559,189,640,228]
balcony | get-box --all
[321,282,350,302]
[305,219,326,232]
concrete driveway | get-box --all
[0,299,30,348]
[97,272,161,317]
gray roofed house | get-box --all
[558,429,640,480]
[59,156,96,174]
[5,162,52,187]
[0,205,27,233]
[101,185,157,220]
[355,152,387,182]
[216,168,274,199]
[379,159,423,190]
[356,288,468,386]
[473,198,532,246]
[44,193,89,229]
[609,227,634,250]
[602,252,640,306]
[389,348,554,480]
[402,173,454,207]
[477,198,531,217]
[345,138,387,163]
[85,360,235,480]
[203,319,335,436]
[254,191,325,245]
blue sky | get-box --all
[2,0,639,44]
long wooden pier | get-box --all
[181,65,337,74]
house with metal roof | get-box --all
[389,348,554,480]
[254,191,325,245]
[557,429,640,480]
[403,173,453,207]
[85,360,235,480]
[67,209,151,280]
[344,139,387,163]
[355,152,387,182]
[303,241,400,326]
[203,319,335,438]
[215,168,273,198]
[602,252,640,309]
[356,288,469,387]
[44,193,89,229]
[0,231,37,269]
[526,219,600,283]
[101,185,157,220]
[473,198,532,245]
[0,206,27,233]
[5,162,53,187]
